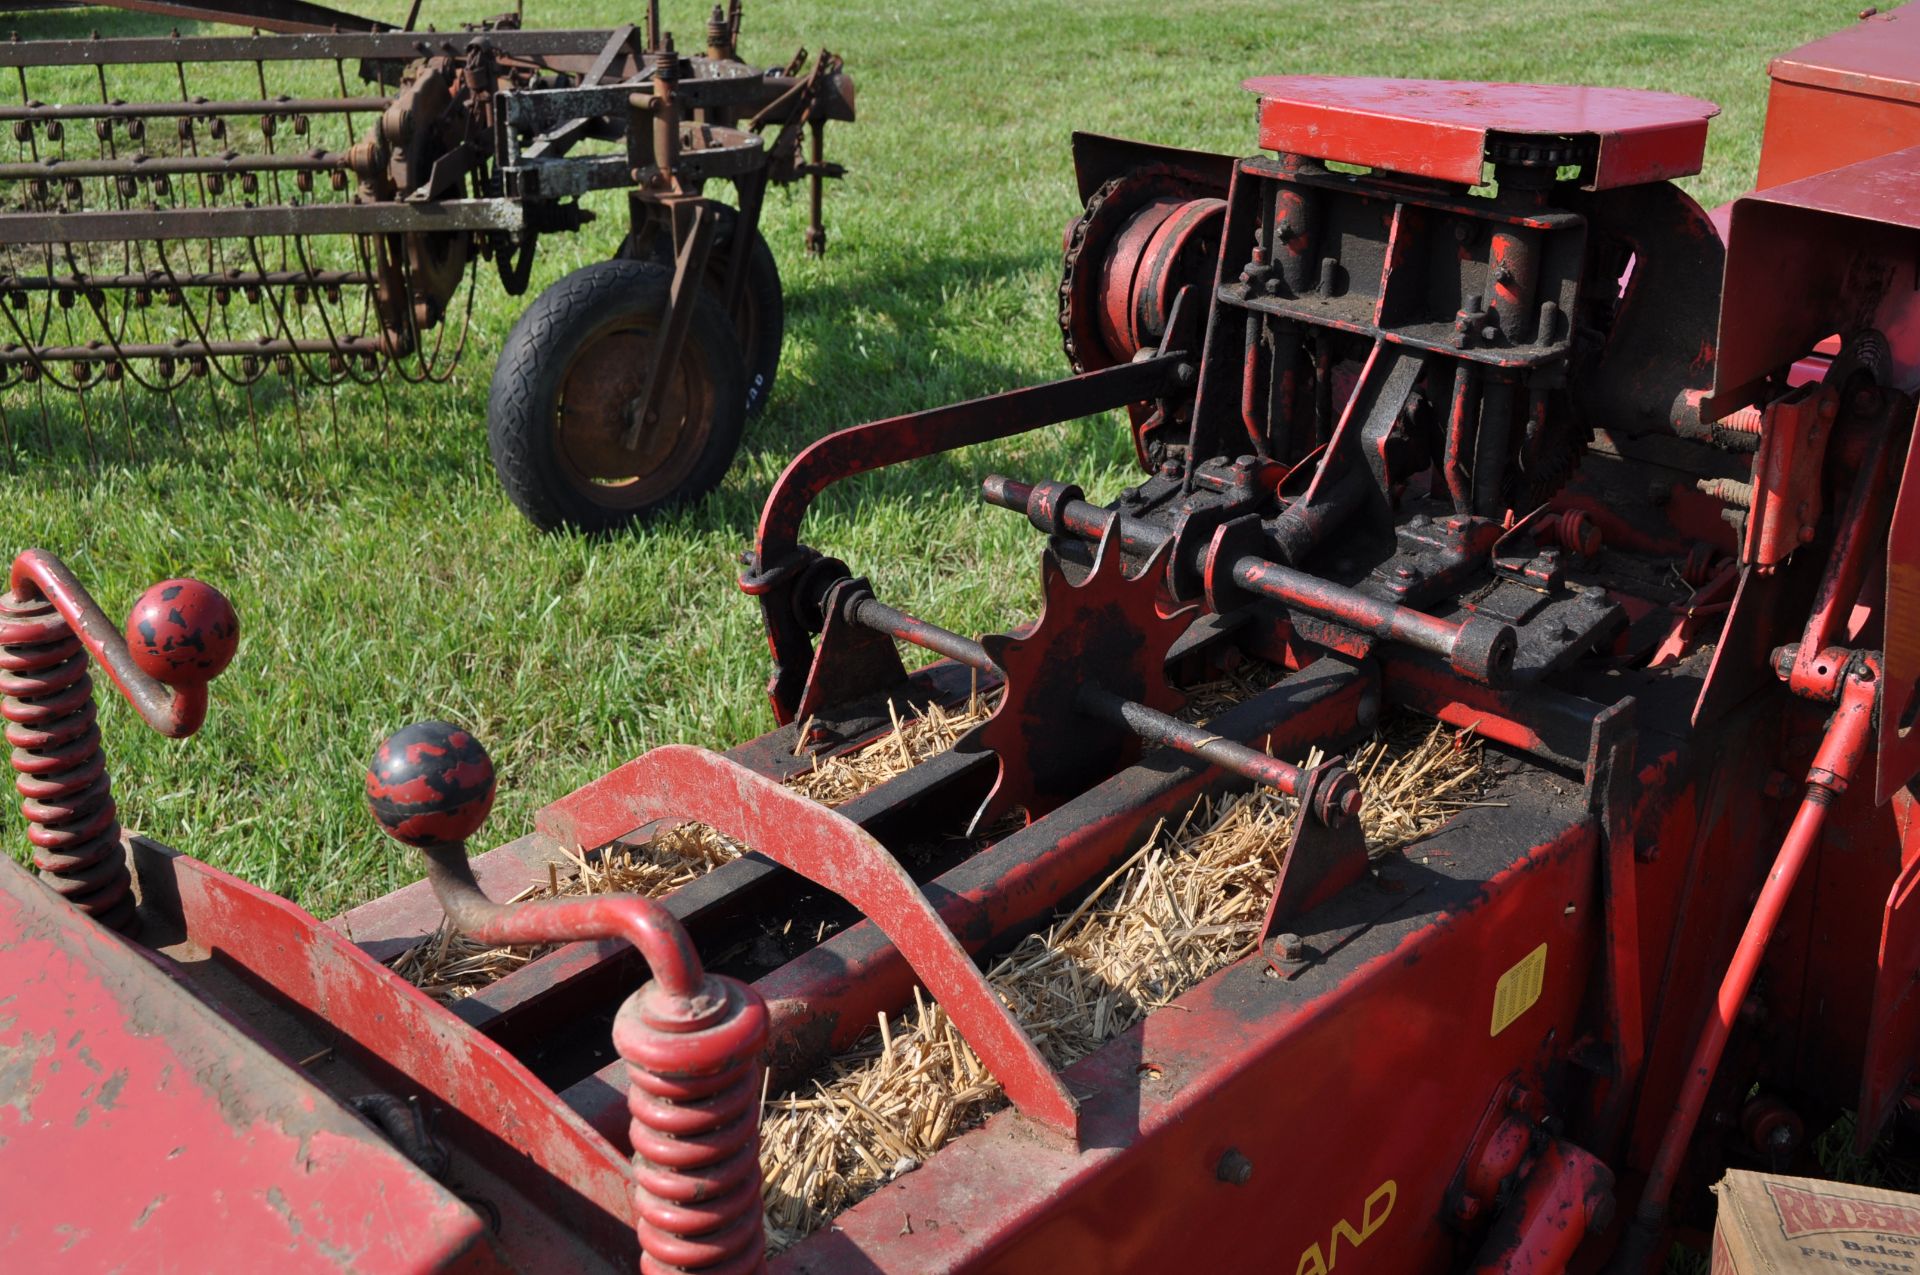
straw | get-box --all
[756,719,1489,1249]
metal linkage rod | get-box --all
[0,97,389,123]
[0,336,384,365]
[844,594,994,673]
[984,473,1518,685]
[1230,557,1516,683]
[838,587,1354,812]
[1076,683,1359,819]
[0,150,356,180]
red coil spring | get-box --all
[615,978,771,1275]
[0,589,133,931]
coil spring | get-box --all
[615,979,771,1275]
[0,590,133,931]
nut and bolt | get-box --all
[1272,932,1308,964]
[1216,1148,1254,1185]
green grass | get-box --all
[0,0,1852,916]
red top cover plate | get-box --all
[1242,76,1718,190]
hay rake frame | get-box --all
[0,1,854,529]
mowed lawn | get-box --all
[0,0,1849,916]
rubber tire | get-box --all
[623,206,783,415]
[488,258,746,534]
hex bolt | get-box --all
[1216,1148,1254,1185]
[1272,932,1308,964]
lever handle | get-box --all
[362,721,771,1273]
[9,549,238,738]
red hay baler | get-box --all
[9,8,1920,1273]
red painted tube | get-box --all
[1618,664,1878,1266]
[1232,555,1518,684]
[1470,1138,1615,1274]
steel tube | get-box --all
[0,151,355,180]
[980,474,1169,559]
[1075,682,1308,799]
[0,337,382,365]
[0,198,521,247]
[1234,556,1456,656]
[1232,555,1516,683]
[0,28,626,69]
[421,843,708,1002]
[1617,665,1878,1265]
[0,97,389,122]
[8,550,210,738]
[846,595,995,673]
[0,268,376,292]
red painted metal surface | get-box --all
[1883,416,1920,802]
[1759,6,1920,188]
[1243,77,1715,189]
[0,854,503,1272]
[778,791,1600,1272]
[1714,145,1920,409]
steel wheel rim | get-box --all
[552,314,716,511]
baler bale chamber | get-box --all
[0,0,854,531]
[11,5,1920,1274]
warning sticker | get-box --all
[1490,943,1548,1037]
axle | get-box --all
[832,583,1358,819]
[982,474,1518,684]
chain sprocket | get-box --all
[953,527,1195,834]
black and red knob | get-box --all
[365,720,496,849]
[125,578,240,687]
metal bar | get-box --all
[0,337,381,365]
[0,268,375,290]
[419,845,706,1000]
[0,29,626,70]
[1231,556,1517,684]
[0,97,389,122]
[754,353,1187,568]
[0,151,355,180]
[72,0,394,35]
[0,198,521,246]
[1074,683,1317,804]
[538,743,1082,1139]
[846,595,994,672]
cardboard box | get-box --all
[1714,1170,1920,1274]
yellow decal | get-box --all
[1296,1179,1397,1275]
[1491,942,1548,1037]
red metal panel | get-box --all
[1756,80,1920,190]
[140,840,641,1261]
[1713,149,1920,410]
[1767,5,1920,106]
[1241,77,1715,190]
[0,857,500,1273]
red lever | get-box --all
[366,722,771,1275]
[1,549,238,932]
